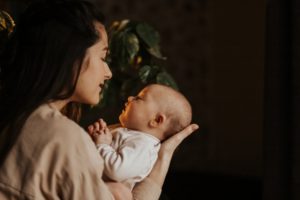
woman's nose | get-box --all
[104,63,112,80]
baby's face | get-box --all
[119,86,164,131]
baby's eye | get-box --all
[134,96,142,100]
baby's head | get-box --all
[119,84,192,140]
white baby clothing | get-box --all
[97,127,161,190]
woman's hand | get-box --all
[106,182,132,200]
[160,123,199,159]
[147,124,199,187]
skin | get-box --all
[119,85,165,137]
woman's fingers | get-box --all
[161,124,199,153]
[172,124,199,144]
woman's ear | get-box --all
[149,113,166,128]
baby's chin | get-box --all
[118,115,125,127]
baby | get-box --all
[88,84,192,190]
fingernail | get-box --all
[192,124,199,131]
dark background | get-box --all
[1,0,299,199]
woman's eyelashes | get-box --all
[102,51,110,63]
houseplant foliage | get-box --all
[81,19,179,125]
[0,10,15,54]
[98,19,178,109]
[0,10,15,91]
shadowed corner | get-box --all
[161,171,262,200]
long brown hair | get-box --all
[0,0,105,165]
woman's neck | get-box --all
[48,100,69,111]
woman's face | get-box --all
[71,23,112,105]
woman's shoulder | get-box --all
[14,104,105,197]
[22,103,99,162]
[24,104,86,143]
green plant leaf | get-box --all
[114,32,132,71]
[117,19,130,31]
[147,46,166,60]
[124,33,139,62]
[108,32,126,69]
[136,23,160,47]
[156,72,178,90]
[135,23,166,59]
[138,65,151,83]
[110,31,140,71]
[0,11,15,33]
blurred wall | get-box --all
[209,0,264,177]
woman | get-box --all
[0,1,198,199]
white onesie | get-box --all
[97,127,161,189]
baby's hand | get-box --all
[87,118,112,145]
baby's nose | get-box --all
[125,96,133,107]
[128,96,134,102]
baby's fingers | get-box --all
[93,121,100,131]
[87,125,94,135]
[104,127,111,135]
[99,118,107,129]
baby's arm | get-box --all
[87,118,112,145]
[88,121,155,183]
[99,136,157,183]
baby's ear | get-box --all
[149,113,166,128]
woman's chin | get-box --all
[85,97,100,106]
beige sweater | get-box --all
[0,104,161,200]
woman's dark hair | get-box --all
[0,0,105,165]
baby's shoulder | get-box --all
[113,128,160,145]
